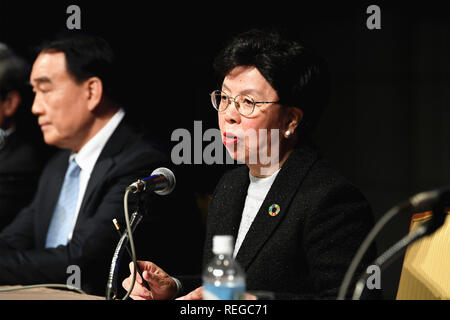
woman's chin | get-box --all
[225,148,247,164]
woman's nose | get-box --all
[223,100,241,124]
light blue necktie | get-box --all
[45,158,81,248]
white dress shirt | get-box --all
[233,168,281,258]
[66,108,125,240]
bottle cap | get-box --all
[212,235,234,255]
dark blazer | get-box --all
[0,131,43,231]
[0,117,204,295]
[181,142,377,299]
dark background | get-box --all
[1,1,449,299]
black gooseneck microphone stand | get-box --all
[351,203,446,300]
[105,195,144,300]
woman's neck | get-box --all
[247,146,294,178]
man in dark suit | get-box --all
[0,34,204,296]
[0,43,44,231]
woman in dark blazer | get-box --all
[122,28,378,300]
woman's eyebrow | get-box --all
[222,84,263,97]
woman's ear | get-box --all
[85,77,103,112]
[283,107,303,138]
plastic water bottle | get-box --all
[203,235,246,300]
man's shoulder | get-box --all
[101,116,170,168]
[112,133,170,168]
[280,144,370,211]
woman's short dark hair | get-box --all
[213,28,330,132]
[36,32,118,102]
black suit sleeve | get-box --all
[0,204,36,252]
[0,132,43,232]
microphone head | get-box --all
[151,167,176,195]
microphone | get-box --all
[107,168,176,300]
[127,167,176,195]
[338,184,450,300]
[408,184,450,234]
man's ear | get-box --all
[85,77,103,112]
[284,106,303,137]
[2,91,21,118]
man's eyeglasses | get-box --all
[210,90,279,116]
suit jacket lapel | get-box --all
[76,117,135,218]
[235,143,318,271]
[213,166,249,242]
[203,165,249,265]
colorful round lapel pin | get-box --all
[268,204,280,216]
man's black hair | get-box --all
[35,32,119,103]
[0,43,29,101]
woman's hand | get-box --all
[122,261,177,300]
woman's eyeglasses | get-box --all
[210,90,279,116]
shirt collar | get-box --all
[248,167,281,184]
[70,108,125,171]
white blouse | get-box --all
[233,168,281,258]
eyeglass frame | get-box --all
[210,90,280,116]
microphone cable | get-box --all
[0,283,86,295]
[351,221,429,300]
[107,167,176,300]
[337,201,411,300]
[105,188,139,300]
[122,187,138,300]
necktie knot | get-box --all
[68,159,81,178]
